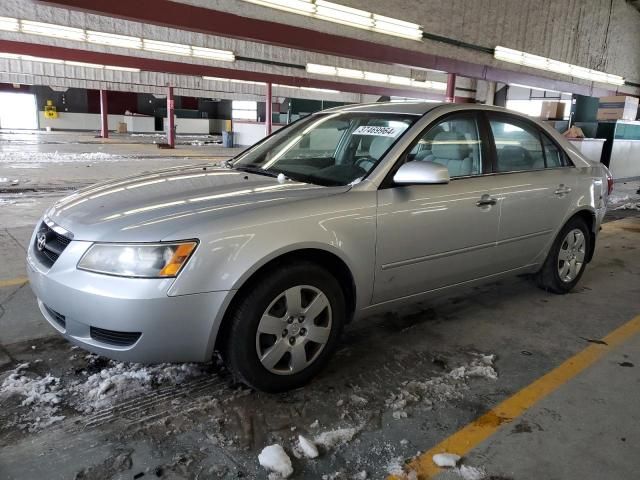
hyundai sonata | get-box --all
[27,103,612,391]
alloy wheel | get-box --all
[255,285,332,375]
[557,228,586,283]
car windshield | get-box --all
[230,112,417,186]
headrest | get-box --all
[369,136,396,159]
[498,146,532,169]
[431,132,471,160]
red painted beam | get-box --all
[36,0,615,97]
[265,82,272,135]
[167,85,175,148]
[445,73,456,103]
[99,89,108,138]
[0,40,444,100]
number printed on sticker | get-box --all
[353,125,402,137]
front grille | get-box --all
[90,327,141,347]
[43,304,66,329]
[33,221,72,268]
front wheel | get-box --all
[222,262,345,392]
[535,217,590,294]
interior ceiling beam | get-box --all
[0,40,445,99]
[36,0,616,97]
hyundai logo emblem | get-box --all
[36,232,47,251]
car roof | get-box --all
[319,101,443,116]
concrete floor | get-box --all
[1,131,639,479]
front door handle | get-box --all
[476,194,497,207]
[554,184,572,196]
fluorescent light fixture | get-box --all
[241,0,422,40]
[6,55,141,71]
[509,83,560,93]
[0,16,19,32]
[203,76,265,85]
[191,46,235,61]
[105,65,141,72]
[87,30,142,49]
[8,17,235,62]
[388,75,412,86]
[494,45,625,86]
[315,1,373,28]
[65,60,104,69]
[300,86,340,93]
[306,63,337,76]
[20,20,85,41]
[203,76,231,82]
[373,14,422,40]
[246,0,315,15]
[230,79,265,85]
[336,67,364,79]
[411,80,447,90]
[20,55,64,64]
[143,39,192,56]
[306,62,446,91]
[364,71,389,83]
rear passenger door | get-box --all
[485,113,577,272]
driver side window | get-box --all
[408,115,483,178]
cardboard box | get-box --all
[597,96,639,121]
[540,101,566,120]
[116,122,127,134]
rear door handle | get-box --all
[476,194,497,207]
[554,184,572,196]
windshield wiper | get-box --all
[232,165,279,178]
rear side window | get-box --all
[490,118,545,172]
[541,134,569,168]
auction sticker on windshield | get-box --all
[353,125,404,137]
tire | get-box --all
[535,216,590,294]
[222,261,346,392]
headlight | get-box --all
[78,241,197,278]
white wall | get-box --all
[233,122,283,146]
[38,112,125,131]
[161,117,228,134]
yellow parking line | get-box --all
[0,277,29,288]
[390,313,640,480]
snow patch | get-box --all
[70,361,206,413]
[386,457,417,480]
[456,465,486,480]
[432,453,461,468]
[0,363,65,431]
[385,353,498,420]
[297,435,319,459]
[314,427,359,449]
[0,151,127,165]
[614,202,640,211]
[258,444,293,478]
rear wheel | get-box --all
[222,262,345,392]
[536,217,590,294]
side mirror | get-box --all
[393,161,450,185]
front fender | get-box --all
[167,191,377,311]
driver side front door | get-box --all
[373,112,501,304]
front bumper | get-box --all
[26,235,232,363]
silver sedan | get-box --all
[27,102,612,391]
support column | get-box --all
[445,73,456,103]
[167,85,175,148]
[99,89,108,138]
[265,82,273,135]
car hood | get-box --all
[46,165,350,242]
